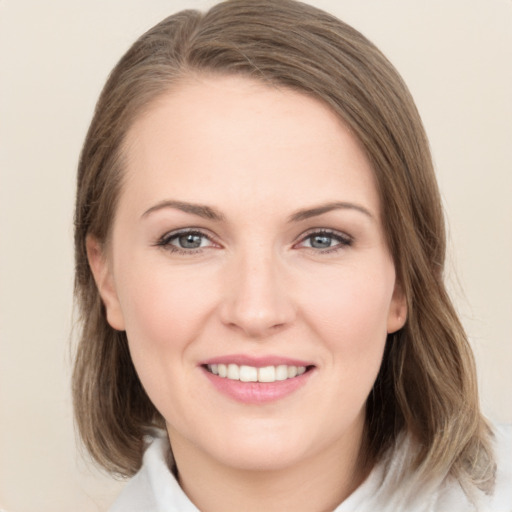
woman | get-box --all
[73,0,511,510]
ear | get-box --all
[387,281,407,334]
[86,235,126,331]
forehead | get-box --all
[121,74,380,218]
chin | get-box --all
[196,421,330,472]
[213,442,309,472]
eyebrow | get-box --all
[142,200,225,221]
[287,201,374,223]
[141,199,373,223]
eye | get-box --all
[156,229,217,254]
[297,230,352,252]
[174,232,208,249]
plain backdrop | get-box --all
[0,0,511,510]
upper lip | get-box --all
[200,354,314,368]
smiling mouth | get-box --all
[205,363,312,383]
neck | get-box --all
[169,426,369,512]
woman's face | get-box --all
[89,75,406,473]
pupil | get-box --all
[311,235,331,248]
[179,234,202,248]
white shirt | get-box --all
[110,425,512,512]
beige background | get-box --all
[0,0,511,510]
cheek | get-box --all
[299,263,394,377]
[285,264,395,445]
[303,263,394,337]
[114,259,216,372]
[114,261,220,419]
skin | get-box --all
[88,75,407,512]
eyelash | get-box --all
[155,228,353,255]
[297,229,353,253]
[155,229,218,255]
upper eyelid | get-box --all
[296,227,352,242]
[160,227,214,239]
[293,229,353,253]
[156,228,219,248]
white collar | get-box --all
[110,425,512,512]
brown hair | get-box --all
[73,0,495,494]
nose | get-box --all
[218,247,296,339]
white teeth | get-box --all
[258,366,275,383]
[227,364,239,380]
[275,365,288,381]
[207,363,308,383]
[287,366,298,378]
[239,365,258,382]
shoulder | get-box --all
[412,424,512,512]
[109,430,199,512]
[337,425,512,512]
[109,466,157,512]
[435,424,511,511]
[488,424,512,509]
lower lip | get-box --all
[202,367,314,404]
